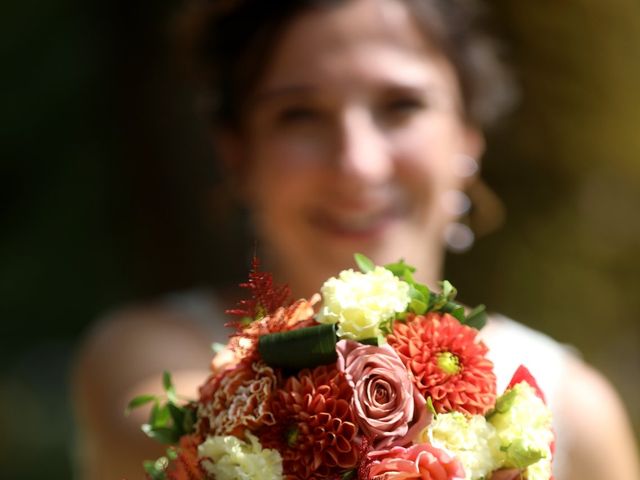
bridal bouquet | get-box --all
[128,255,554,480]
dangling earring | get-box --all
[443,154,476,253]
[442,187,475,254]
[443,154,505,254]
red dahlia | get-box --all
[261,365,360,479]
[387,312,496,415]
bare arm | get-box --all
[72,306,216,480]
[558,357,640,480]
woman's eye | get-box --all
[383,97,425,114]
[277,106,322,125]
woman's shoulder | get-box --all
[480,314,577,394]
[481,314,640,480]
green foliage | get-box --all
[426,396,438,417]
[126,371,197,446]
[487,387,519,420]
[142,445,181,480]
[352,253,488,330]
[354,253,375,273]
[143,457,169,480]
[381,257,488,330]
[126,394,157,414]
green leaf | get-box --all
[409,285,426,303]
[143,458,168,480]
[465,304,487,330]
[341,470,357,480]
[167,403,185,432]
[141,424,180,444]
[414,282,430,299]
[494,387,518,415]
[503,440,546,469]
[259,323,337,369]
[410,299,427,315]
[426,396,438,417]
[354,253,375,273]
[182,407,196,434]
[359,337,380,346]
[402,269,415,284]
[162,371,178,403]
[166,447,179,461]
[125,394,157,415]
[384,259,416,277]
[150,402,172,429]
[450,305,466,323]
[441,280,457,300]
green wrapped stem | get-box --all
[258,323,337,369]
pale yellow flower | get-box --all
[316,267,410,340]
[489,382,554,480]
[198,432,283,480]
[421,411,501,480]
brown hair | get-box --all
[178,0,514,129]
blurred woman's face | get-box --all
[234,0,483,296]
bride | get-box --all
[73,1,639,479]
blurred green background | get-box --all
[1,0,639,478]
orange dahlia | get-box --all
[197,360,278,437]
[387,312,496,415]
[261,365,360,479]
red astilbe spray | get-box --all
[226,256,292,324]
[223,256,318,362]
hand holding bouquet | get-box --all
[128,255,554,480]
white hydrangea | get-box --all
[489,382,554,480]
[422,412,501,480]
[316,266,410,340]
[198,432,283,480]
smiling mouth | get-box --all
[309,206,405,240]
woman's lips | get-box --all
[309,206,405,240]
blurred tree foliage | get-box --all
[1,0,639,478]
[448,0,640,449]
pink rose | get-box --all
[368,443,465,480]
[336,340,430,448]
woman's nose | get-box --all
[335,108,393,185]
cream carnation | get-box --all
[317,266,410,340]
[489,382,554,480]
[422,412,501,480]
[198,432,283,480]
